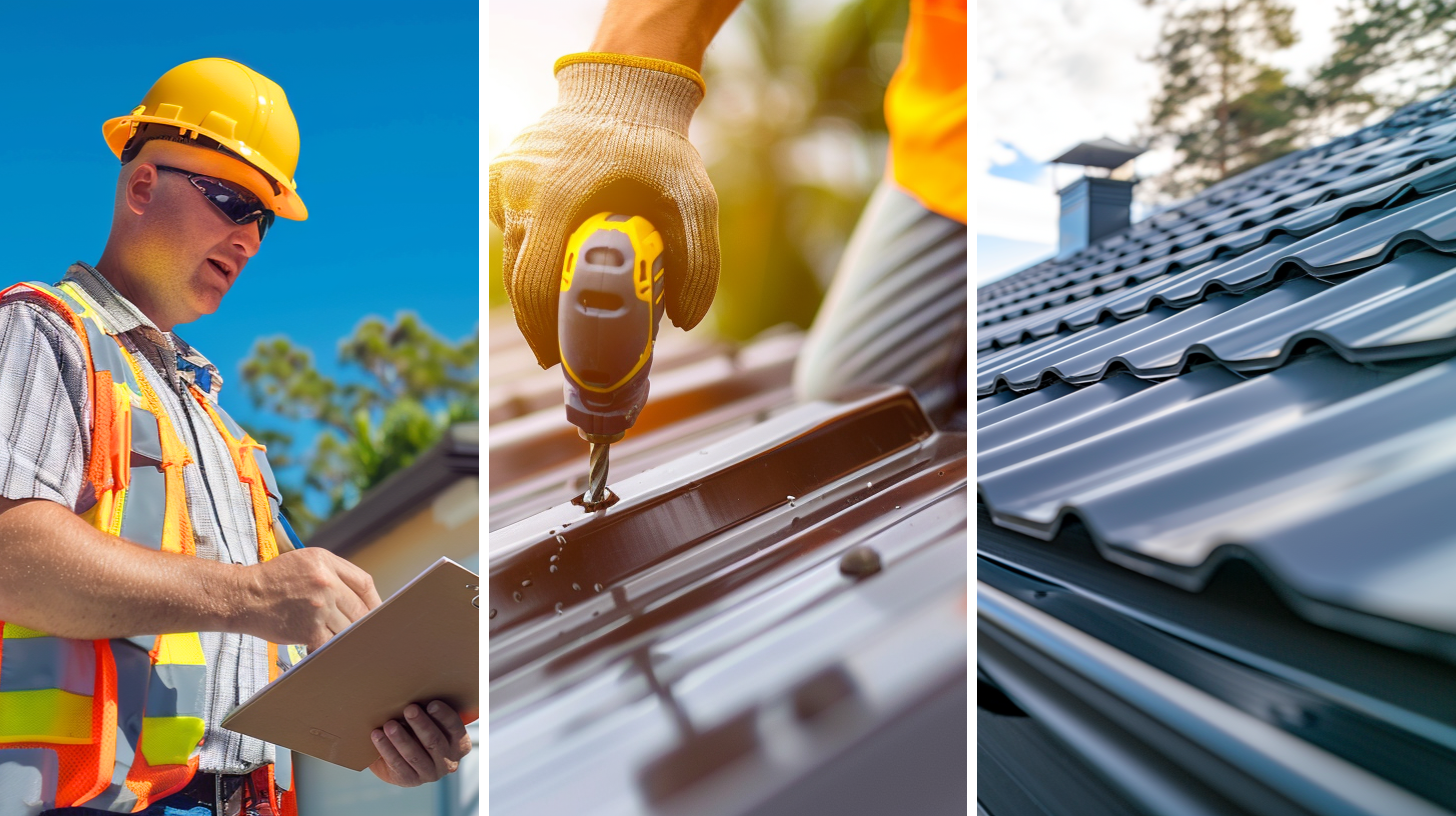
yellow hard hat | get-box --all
[103,58,307,221]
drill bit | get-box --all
[585,441,611,507]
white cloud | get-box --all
[975,173,1059,244]
[1275,0,1343,84]
[976,0,1163,173]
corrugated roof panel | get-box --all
[979,250,1456,394]
[489,386,967,815]
[491,289,969,814]
[978,352,1456,656]
[975,89,1456,683]
[979,168,1456,326]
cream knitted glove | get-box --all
[490,53,721,369]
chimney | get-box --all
[1051,138,1144,258]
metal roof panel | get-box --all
[978,353,1456,656]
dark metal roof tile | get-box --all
[979,250,1456,394]
[977,352,1456,656]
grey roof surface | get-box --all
[977,89,1456,661]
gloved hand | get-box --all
[490,53,721,369]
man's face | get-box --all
[121,144,273,328]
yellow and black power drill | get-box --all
[558,213,666,509]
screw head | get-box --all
[839,546,882,578]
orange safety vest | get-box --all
[0,280,300,813]
[884,0,967,224]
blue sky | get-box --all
[0,3,478,508]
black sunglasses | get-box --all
[155,165,276,241]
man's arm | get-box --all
[0,496,380,650]
[591,0,744,72]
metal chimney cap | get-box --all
[1051,137,1145,169]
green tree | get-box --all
[242,314,479,537]
[1143,0,1307,199]
[1310,1,1456,131]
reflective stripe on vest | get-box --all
[83,640,149,813]
[0,280,284,810]
[0,747,60,814]
[197,399,280,564]
[0,627,95,744]
[0,282,122,808]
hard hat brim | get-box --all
[103,115,307,221]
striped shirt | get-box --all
[0,262,273,773]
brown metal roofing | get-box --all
[488,319,968,814]
[489,385,793,530]
[488,325,802,491]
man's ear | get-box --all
[124,163,160,216]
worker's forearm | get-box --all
[0,497,254,640]
[591,0,744,72]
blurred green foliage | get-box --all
[241,314,479,536]
[1311,0,1456,129]
[488,0,907,344]
[697,0,907,341]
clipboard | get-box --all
[222,557,480,771]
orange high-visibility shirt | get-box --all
[884,0,967,224]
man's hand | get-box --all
[489,54,721,369]
[237,548,382,650]
[368,700,473,787]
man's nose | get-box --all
[232,221,261,257]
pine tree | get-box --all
[1143,0,1308,199]
[1310,1,1456,131]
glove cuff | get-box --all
[553,53,705,135]
[555,52,706,94]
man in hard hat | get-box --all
[491,0,967,427]
[0,59,470,815]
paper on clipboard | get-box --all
[222,557,480,771]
